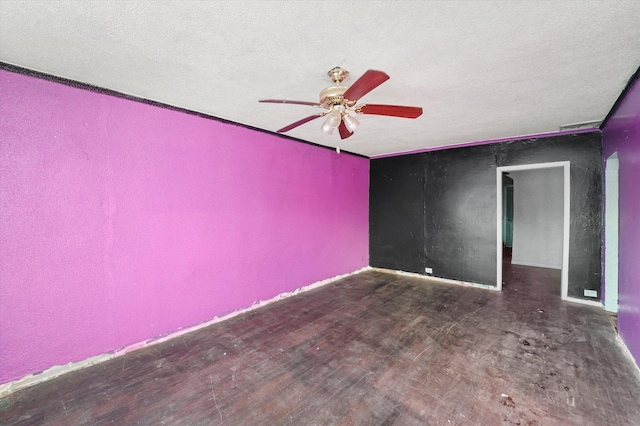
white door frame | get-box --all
[496,161,570,300]
[604,152,619,312]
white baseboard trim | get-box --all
[511,260,562,270]
[564,296,603,307]
[0,266,371,397]
[372,267,499,291]
[615,334,640,379]
[0,352,116,399]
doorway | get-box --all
[502,174,514,255]
[496,162,570,300]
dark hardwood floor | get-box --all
[2,263,640,425]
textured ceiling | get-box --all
[1,1,639,157]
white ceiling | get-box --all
[1,1,639,157]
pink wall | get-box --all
[602,73,640,367]
[0,70,369,384]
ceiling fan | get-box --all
[259,67,422,148]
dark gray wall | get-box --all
[370,132,602,300]
[369,154,426,274]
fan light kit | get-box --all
[260,67,423,152]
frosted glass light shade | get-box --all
[326,109,342,128]
[343,114,360,132]
[321,121,334,135]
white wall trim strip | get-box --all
[604,152,620,313]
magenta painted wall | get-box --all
[602,74,640,367]
[0,70,369,384]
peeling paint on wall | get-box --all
[0,69,370,385]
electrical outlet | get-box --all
[425,267,433,274]
[584,289,598,298]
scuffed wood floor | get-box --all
[2,265,640,425]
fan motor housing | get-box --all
[319,86,347,108]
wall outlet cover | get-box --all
[425,267,433,274]
[584,289,598,298]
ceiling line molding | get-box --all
[0,62,368,159]
[600,64,640,130]
[371,128,601,160]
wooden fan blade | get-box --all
[260,99,322,107]
[277,113,325,133]
[343,70,390,102]
[358,104,423,118]
[338,121,353,140]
